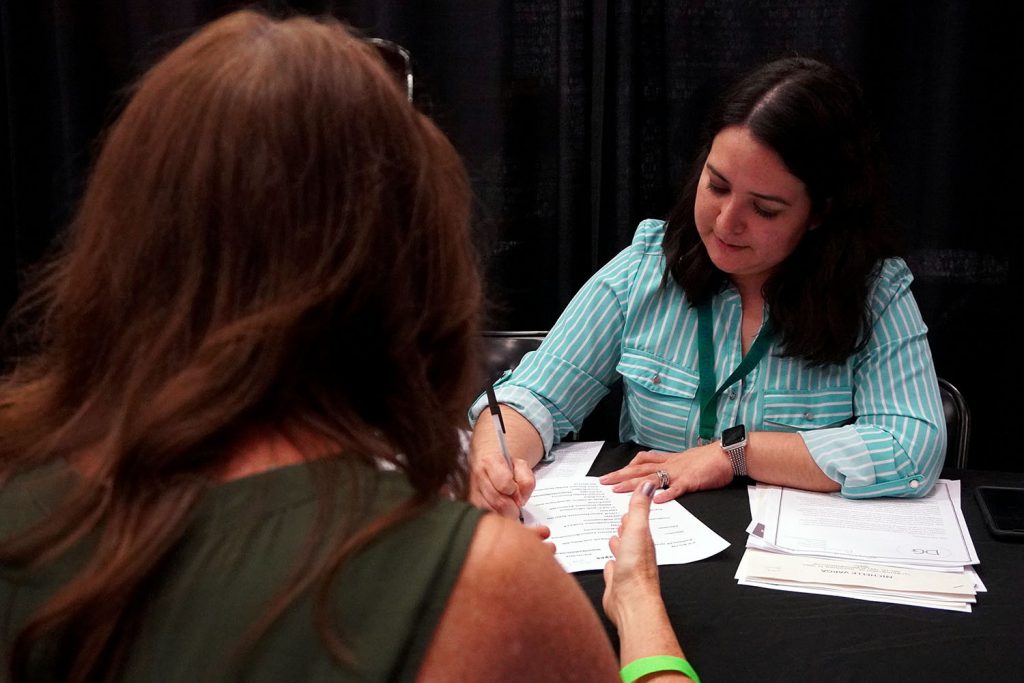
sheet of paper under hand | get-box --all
[523,446,729,573]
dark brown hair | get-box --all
[0,10,480,680]
[663,57,898,364]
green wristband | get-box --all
[620,655,700,683]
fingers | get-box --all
[470,455,524,517]
[652,475,696,503]
[604,471,660,494]
[602,559,615,593]
[525,524,557,554]
[511,458,536,504]
[653,487,681,505]
[626,480,656,522]
[599,466,656,488]
[483,456,519,497]
[598,451,669,488]
[617,481,658,565]
[469,476,516,516]
[609,482,654,560]
[630,450,670,465]
[603,480,660,626]
[479,494,522,519]
[469,481,520,518]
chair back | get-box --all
[480,331,547,391]
[938,377,971,469]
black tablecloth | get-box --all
[573,443,1024,682]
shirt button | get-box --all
[728,389,737,400]
[909,480,920,489]
[804,411,814,420]
[652,373,661,385]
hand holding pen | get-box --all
[485,385,526,522]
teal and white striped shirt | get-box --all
[472,219,946,498]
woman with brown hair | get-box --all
[0,10,694,683]
[470,57,945,516]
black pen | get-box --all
[485,385,524,522]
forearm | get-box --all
[469,404,544,469]
[816,260,945,496]
[617,594,685,662]
[746,431,839,492]
[616,596,690,681]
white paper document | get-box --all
[749,481,978,567]
[523,442,729,573]
[737,548,976,598]
[735,480,982,611]
[534,441,605,481]
[735,573,974,612]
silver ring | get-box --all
[656,469,670,490]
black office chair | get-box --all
[480,331,547,391]
[938,377,971,469]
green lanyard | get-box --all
[695,301,774,442]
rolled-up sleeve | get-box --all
[800,259,947,498]
[469,220,657,458]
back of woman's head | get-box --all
[2,7,481,679]
[2,10,479,483]
[1,13,480,679]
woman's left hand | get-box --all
[598,443,733,503]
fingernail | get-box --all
[598,475,609,483]
[641,481,655,498]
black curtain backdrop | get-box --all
[1,1,1018,470]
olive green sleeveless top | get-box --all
[0,460,484,682]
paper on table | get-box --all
[751,481,978,566]
[534,441,605,481]
[735,574,972,613]
[745,479,965,519]
[745,484,970,572]
[737,481,982,612]
[965,566,987,592]
[737,548,976,597]
[523,478,729,573]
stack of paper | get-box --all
[736,480,984,612]
[523,442,730,573]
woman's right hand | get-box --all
[468,404,543,518]
[468,448,536,519]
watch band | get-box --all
[726,443,748,477]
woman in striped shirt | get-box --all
[469,57,946,517]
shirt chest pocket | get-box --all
[763,387,855,431]
[616,349,699,451]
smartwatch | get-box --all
[721,424,748,477]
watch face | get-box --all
[722,424,746,447]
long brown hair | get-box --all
[663,57,897,365]
[0,10,480,680]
